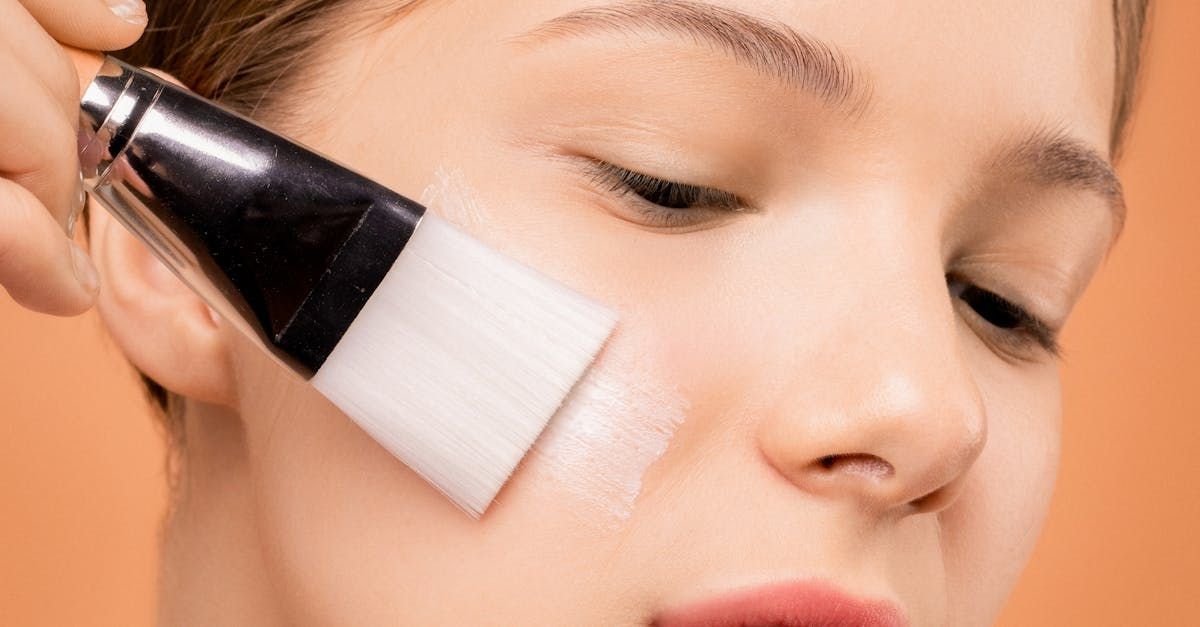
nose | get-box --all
[757,254,987,517]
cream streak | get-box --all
[421,167,688,526]
[530,331,688,528]
[420,167,489,233]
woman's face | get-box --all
[221,1,1119,624]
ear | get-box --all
[88,202,238,408]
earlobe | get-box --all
[88,202,238,408]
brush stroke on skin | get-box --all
[530,331,688,528]
[421,168,689,526]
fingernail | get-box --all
[105,0,147,24]
[70,242,101,297]
[67,171,86,237]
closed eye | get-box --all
[587,160,749,228]
[947,273,1061,358]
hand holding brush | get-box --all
[1,0,617,518]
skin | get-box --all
[9,0,1123,624]
[0,0,145,315]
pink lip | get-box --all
[653,580,908,627]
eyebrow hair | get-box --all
[514,0,868,111]
[994,128,1127,237]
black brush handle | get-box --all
[78,57,424,375]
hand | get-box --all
[0,0,146,315]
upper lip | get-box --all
[651,579,908,627]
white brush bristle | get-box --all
[309,214,617,517]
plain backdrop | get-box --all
[1,3,1196,625]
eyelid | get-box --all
[583,159,755,230]
[587,159,748,210]
[950,255,1076,320]
[946,273,1062,360]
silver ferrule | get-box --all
[79,58,250,343]
[77,57,423,376]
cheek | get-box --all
[939,355,1062,623]
[521,323,688,528]
[229,304,675,622]
[421,168,691,529]
[230,337,475,622]
[225,168,703,619]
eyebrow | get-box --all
[993,128,1127,237]
[514,0,868,111]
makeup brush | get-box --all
[72,53,616,517]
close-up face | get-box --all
[97,0,1124,624]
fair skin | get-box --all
[3,0,1122,625]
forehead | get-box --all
[472,0,1116,150]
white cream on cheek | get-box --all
[419,167,489,233]
[420,167,688,527]
[529,328,687,528]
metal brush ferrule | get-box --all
[78,57,425,376]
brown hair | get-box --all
[122,0,1152,434]
[1111,0,1152,159]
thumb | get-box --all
[18,0,147,52]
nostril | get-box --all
[816,454,894,480]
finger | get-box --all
[0,178,98,315]
[17,0,147,52]
[0,0,80,115]
[0,57,80,229]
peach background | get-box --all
[1,4,1196,625]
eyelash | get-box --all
[588,159,1060,358]
[587,160,746,227]
[947,273,1061,358]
